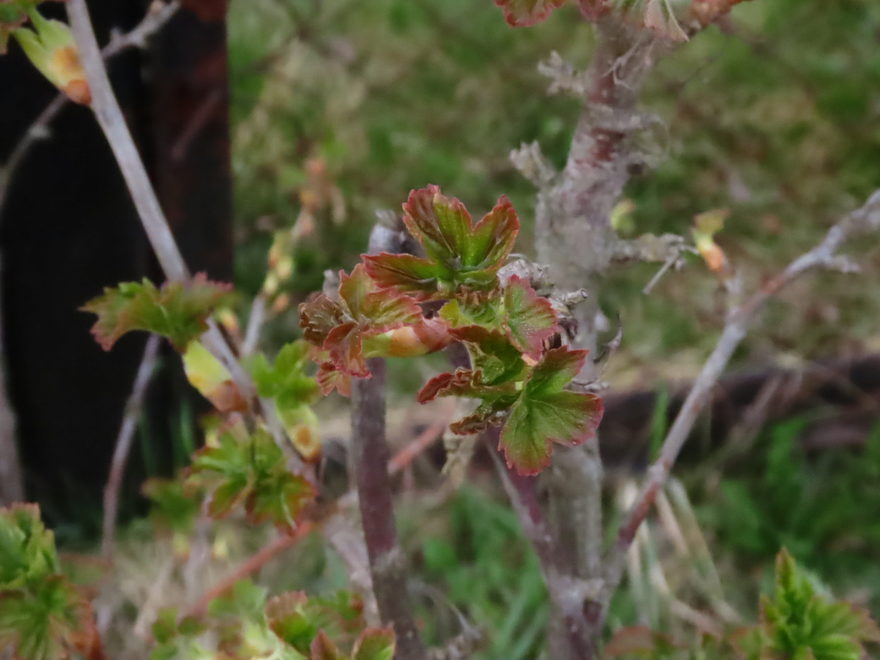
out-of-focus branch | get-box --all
[101,334,161,559]
[0,0,180,217]
[603,189,880,617]
[347,221,425,659]
[66,0,188,281]
[0,254,23,505]
[65,0,306,473]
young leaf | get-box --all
[183,341,247,413]
[0,2,27,54]
[501,276,558,360]
[363,186,519,298]
[11,7,91,104]
[499,347,603,475]
[250,341,322,460]
[142,477,201,537]
[0,506,103,660]
[757,549,880,660]
[493,0,567,27]
[300,264,442,392]
[310,631,347,660]
[692,208,730,276]
[187,429,315,530]
[439,279,558,362]
[0,575,104,660]
[266,590,366,656]
[352,628,396,660]
[0,504,59,590]
[82,274,232,351]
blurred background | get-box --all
[1,0,880,656]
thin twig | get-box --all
[0,1,181,217]
[241,294,267,357]
[101,334,161,559]
[603,189,880,616]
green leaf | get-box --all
[0,504,58,590]
[82,273,232,351]
[493,0,567,27]
[363,186,519,298]
[299,264,436,392]
[0,576,102,660]
[357,253,442,298]
[251,341,319,409]
[310,631,347,660]
[449,325,528,385]
[499,348,603,475]
[352,628,396,660]
[439,278,558,362]
[757,549,880,660]
[417,367,517,405]
[143,477,201,536]
[501,276,558,360]
[0,2,27,54]
[9,6,91,103]
[266,590,366,656]
[187,429,315,530]
[250,341,322,460]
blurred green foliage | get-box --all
[413,486,547,659]
[698,417,880,611]
[229,0,880,365]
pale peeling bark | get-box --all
[532,23,660,648]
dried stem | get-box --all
[602,189,880,615]
[101,334,161,559]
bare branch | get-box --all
[66,0,188,282]
[101,334,161,559]
[603,189,880,615]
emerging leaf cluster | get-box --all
[186,427,315,531]
[151,581,394,660]
[81,273,232,351]
[751,549,880,660]
[605,549,880,659]
[299,186,603,475]
[2,1,92,103]
[0,504,103,659]
[250,340,322,461]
